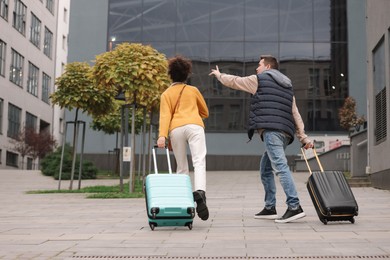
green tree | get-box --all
[92,42,170,107]
[90,100,150,135]
[51,62,116,116]
[51,62,116,190]
[91,43,170,192]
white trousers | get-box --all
[170,124,207,191]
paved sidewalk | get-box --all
[0,169,390,260]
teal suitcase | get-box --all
[144,146,195,230]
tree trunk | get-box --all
[69,108,79,190]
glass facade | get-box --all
[108,0,348,133]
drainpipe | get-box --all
[365,98,371,175]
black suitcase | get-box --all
[302,148,358,225]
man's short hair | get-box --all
[260,55,279,70]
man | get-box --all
[209,55,313,223]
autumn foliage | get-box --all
[338,96,365,131]
[9,127,57,169]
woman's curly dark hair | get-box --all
[168,55,192,83]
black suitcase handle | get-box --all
[301,147,324,174]
[152,145,172,174]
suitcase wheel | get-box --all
[350,218,355,224]
[186,222,193,230]
[321,218,328,225]
[149,222,156,231]
[151,207,160,219]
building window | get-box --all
[42,72,51,103]
[373,38,387,144]
[43,27,53,58]
[30,13,41,48]
[208,105,223,131]
[0,98,3,134]
[46,0,54,14]
[228,105,240,130]
[27,62,39,96]
[309,68,320,97]
[26,112,37,131]
[26,157,33,170]
[13,0,27,35]
[9,49,24,87]
[323,68,332,96]
[0,0,8,20]
[6,151,18,168]
[0,39,5,77]
[64,7,68,23]
[7,103,21,139]
[59,118,63,134]
[62,35,66,50]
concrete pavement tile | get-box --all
[198,247,247,257]
[246,241,288,248]
[319,231,361,240]
[292,246,387,256]
[154,247,200,257]
[244,232,283,240]
[203,240,246,249]
[2,170,390,258]
[246,247,293,257]
[355,231,390,241]
[278,230,323,240]
[381,246,390,254]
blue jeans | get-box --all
[260,130,300,209]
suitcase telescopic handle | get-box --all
[301,146,324,175]
[152,145,172,174]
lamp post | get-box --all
[108,36,116,51]
[115,92,127,192]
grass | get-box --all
[27,180,145,199]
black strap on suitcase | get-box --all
[301,148,358,225]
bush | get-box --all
[40,144,97,180]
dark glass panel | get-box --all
[209,59,244,98]
[279,0,313,42]
[176,42,210,94]
[176,42,209,60]
[108,0,142,42]
[314,0,331,41]
[205,98,248,133]
[244,42,279,75]
[210,42,244,61]
[328,42,348,99]
[176,0,210,42]
[245,0,278,42]
[210,0,244,41]
[314,42,331,60]
[106,0,348,133]
[142,0,176,41]
[329,0,347,43]
[279,42,313,61]
[144,42,175,58]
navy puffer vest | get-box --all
[247,72,295,144]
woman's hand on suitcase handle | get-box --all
[157,136,166,148]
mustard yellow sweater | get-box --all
[159,83,209,138]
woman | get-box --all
[157,55,209,221]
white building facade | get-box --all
[0,0,69,169]
[366,0,390,189]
